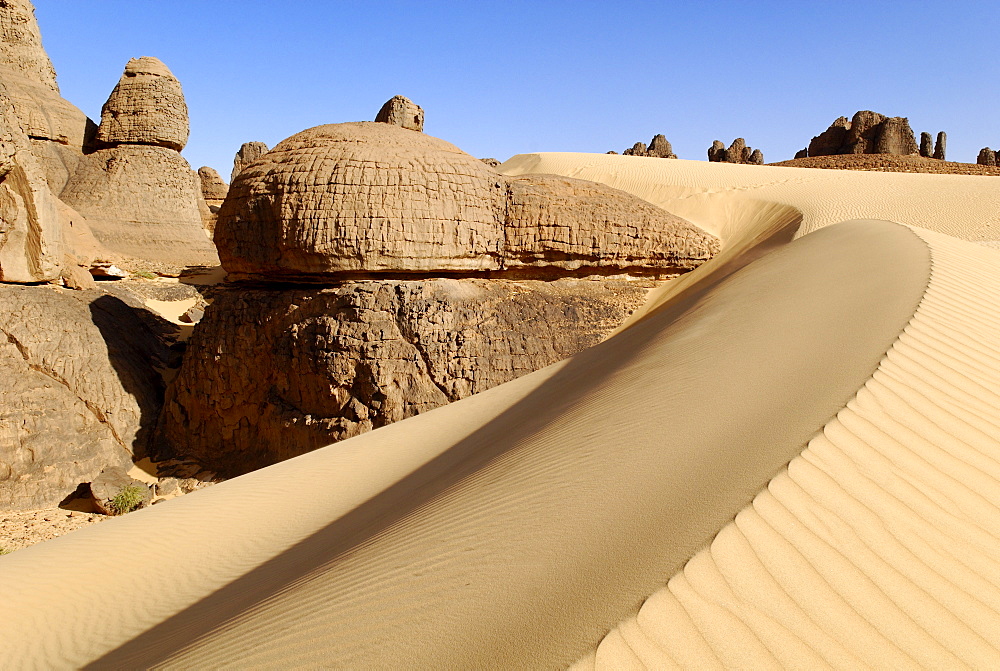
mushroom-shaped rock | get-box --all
[374,95,424,132]
[215,122,505,280]
[505,174,720,273]
[96,57,189,151]
[231,141,268,182]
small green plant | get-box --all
[133,270,158,280]
[0,547,11,555]
[108,484,146,515]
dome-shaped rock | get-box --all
[214,121,505,280]
[374,95,424,132]
[96,57,188,151]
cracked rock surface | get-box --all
[159,279,649,475]
[0,284,170,510]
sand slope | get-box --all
[575,228,1000,669]
[2,155,999,668]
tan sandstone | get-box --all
[374,94,424,132]
[95,57,188,151]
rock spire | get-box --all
[96,57,189,151]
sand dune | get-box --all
[2,155,1000,669]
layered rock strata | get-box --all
[374,94,424,132]
[163,122,720,474]
[0,284,170,510]
[231,141,268,182]
[95,57,188,151]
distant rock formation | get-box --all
[95,57,188,152]
[934,132,946,161]
[0,0,56,89]
[794,148,808,159]
[480,157,501,167]
[920,132,933,158]
[708,138,763,164]
[619,134,677,158]
[60,57,216,270]
[977,148,997,166]
[804,111,936,159]
[374,94,424,132]
[163,122,720,474]
[198,166,227,203]
[231,141,268,182]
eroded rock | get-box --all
[95,57,188,152]
[231,141,268,182]
[374,95,424,132]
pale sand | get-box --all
[1,156,999,667]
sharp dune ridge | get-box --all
[2,156,1000,669]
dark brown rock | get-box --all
[934,132,946,160]
[748,148,764,165]
[920,132,933,158]
[874,117,918,156]
[845,110,887,154]
[157,279,651,475]
[646,134,677,159]
[977,148,996,166]
[808,116,851,157]
[89,465,151,515]
[793,148,808,160]
[623,142,648,156]
[707,140,725,162]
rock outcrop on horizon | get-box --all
[977,147,998,166]
[374,94,424,132]
[161,122,720,474]
[804,111,939,159]
[619,134,677,158]
[934,131,947,161]
[60,57,217,270]
[231,141,268,182]
[708,138,763,164]
[0,285,170,511]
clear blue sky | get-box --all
[33,1,1000,178]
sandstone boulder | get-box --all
[231,141,268,182]
[845,110,886,154]
[646,134,677,159]
[707,140,725,162]
[60,145,218,269]
[807,116,850,157]
[874,116,918,156]
[623,141,647,156]
[505,174,719,273]
[934,131,946,160]
[977,148,996,166]
[197,166,227,202]
[920,132,933,158]
[95,57,188,152]
[0,0,56,90]
[374,94,424,132]
[708,138,761,164]
[158,279,649,475]
[748,148,764,165]
[89,465,151,515]
[215,122,506,280]
[0,284,169,510]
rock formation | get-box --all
[920,132,933,158]
[60,57,217,270]
[231,141,268,182]
[793,148,807,159]
[0,284,170,510]
[804,111,930,159]
[977,148,996,166]
[480,157,501,167]
[197,166,227,205]
[95,57,188,152]
[162,122,720,474]
[620,134,677,158]
[374,94,424,132]
[934,131,946,161]
[708,138,762,164]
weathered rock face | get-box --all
[845,110,886,154]
[60,145,218,268]
[808,116,850,157]
[934,131,946,161]
[977,148,996,166]
[480,157,501,167]
[708,140,725,162]
[95,57,188,152]
[158,279,649,475]
[0,0,55,90]
[793,148,807,160]
[0,284,169,510]
[874,117,919,156]
[215,122,506,280]
[623,141,647,156]
[646,134,677,159]
[197,166,227,202]
[0,89,63,283]
[231,141,268,182]
[374,94,424,132]
[505,174,719,272]
[920,132,933,158]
